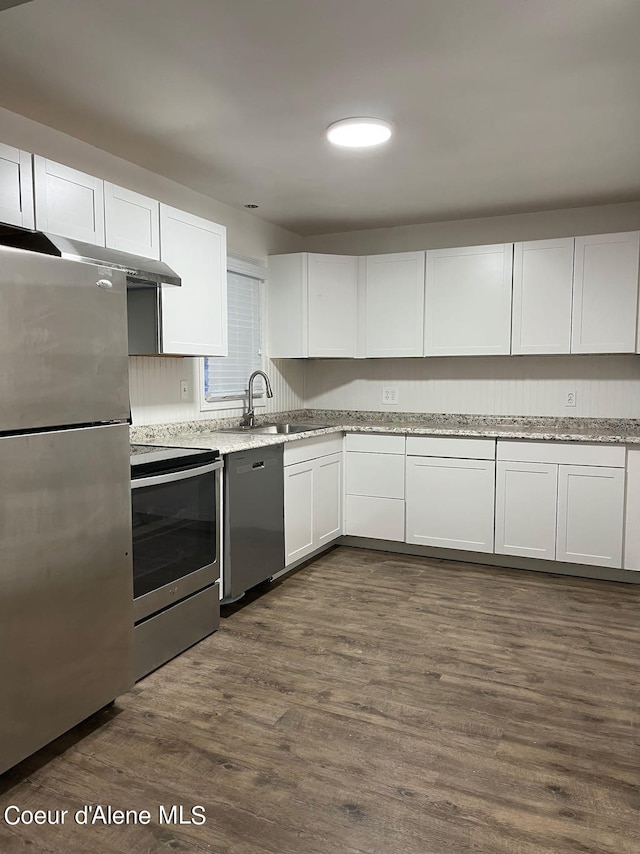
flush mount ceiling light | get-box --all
[326,117,393,148]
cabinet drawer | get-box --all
[346,451,405,498]
[406,436,496,459]
[283,433,343,466]
[345,433,405,454]
[497,440,625,468]
[345,495,405,541]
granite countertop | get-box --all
[130,411,640,454]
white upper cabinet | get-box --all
[571,231,639,354]
[34,156,104,245]
[364,252,425,357]
[424,243,513,356]
[104,183,160,260]
[512,238,574,355]
[159,204,227,357]
[0,143,34,228]
[308,254,358,357]
[267,253,357,358]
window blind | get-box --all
[204,271,263,401]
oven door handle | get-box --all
[132,460,223,489]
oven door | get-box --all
[132,459,223,622]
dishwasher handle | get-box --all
[235,456,277,475]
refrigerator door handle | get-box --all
[132,460,223,489]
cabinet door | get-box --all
[364,252,425,357]
[0,143,34,228]
[315,453,343,546]
[495,461,558,560]
[284,460,315,565]
[556,465,624,567]
[104,183,160,260]
[572,232,639,354]
[308,254,357,357]
[512,238,574,355]
[34,156,104,244]
[159,205,227,356]
[406,457,495,552]
[267,253,307,358]
[623,447,640,571]
[425,244,513,355]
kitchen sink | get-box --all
[218,422,329,435]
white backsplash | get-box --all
[131,353,640,425]
[129,356,305,426]
[304,355,640,418]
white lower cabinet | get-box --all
[406,456,495,552]
[344,434,406,541]
[496,442,625,568]
[345,450,405,499]
[623,448,640,571]
[495,461,558,559]
[315,453,343,547]
[556,465,624,567]
[284,459,315,565]
[345,495,405,540]
[284,439,343,566]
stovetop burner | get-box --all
[130,443,220,466]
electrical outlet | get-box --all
[180,380,190,401]
[382,386,399,405]
[565,388,577,408]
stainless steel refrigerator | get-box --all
[0,244,133,774]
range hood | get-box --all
[0,224,181,287]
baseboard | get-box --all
[271,543,340,581]
[338,536,640,584]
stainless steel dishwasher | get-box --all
[223,445,285,602]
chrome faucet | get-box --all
[241,370,274,428]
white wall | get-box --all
[6,105,640,424]
[0,106,303,262]
[301,204,640,419]
[305,355,640,418]
[0,106,308,426]
[302,202,640,255]
[129,357,305,426]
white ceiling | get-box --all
[0,0,639,236]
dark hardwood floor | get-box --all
[2,546,639,853]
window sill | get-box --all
[200,397,266,414]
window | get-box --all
[201,268,264,409]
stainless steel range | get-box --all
[130,444,223,680]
